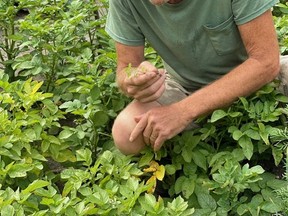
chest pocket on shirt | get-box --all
[203,16,242,56]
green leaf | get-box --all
[76,148,92,166]
[182,146,193,163]
[197,193,217,211]
[168,196,188,212]
[183,163,197,177]
[232,130,243,141]
[261,201,282,213]
[22,180,50,195]
[271,146,283,166]
[32,81,43,94]
[24,128,37,141]
[248,194,263,212]
[279,7,288,14]
[266,179,288,190]
[254,101,264,115]
[258,123,270,145]
[31,149,47,161]
[209,151,230,167]
[184,135,201,150]
[82,48,92,60]
[35,186,57,198]
[61,92,73,101]
[1,205,14,216]
[174,176,186,194]
[239,97,249,110]
[191,149,207,171]
[275,94,288,103]
[42,99,58,114]
[78,187,93,197]
[244,129,261,140]
[87,188,109,206]
[41,140,50,152]
[237,204,249,215]
[90,85,101,101]
[59,100,82,112]
[139,194,157,213]
[100,151,114,163]
[14,61,34,70]
[8,163,34,178]
[238,135,254,160]
[138,151,154,167]
[228,111,242,118]
[75,201,85,215]
[210,110,227,123]
[58,129,74,140]
[127,177,140,192]
[249,165,265,175]
[91,110,109,127]
[182,177,195,199]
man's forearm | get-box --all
[177,57,280,123]
[116,67,129,95]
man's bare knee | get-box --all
[111,100,160,155]
[112,113,145,155]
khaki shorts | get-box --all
[278,55,288,96]
[157,73,191,106]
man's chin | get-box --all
[149,0,169,5]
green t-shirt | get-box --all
[105,0,278,91]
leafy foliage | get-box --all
[134,81,288,215]
[0,0,288,215]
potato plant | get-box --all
[0,0,288,215]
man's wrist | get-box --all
[173,101,196,125]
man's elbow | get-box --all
[262,55,280,82]
[270,58,281,80]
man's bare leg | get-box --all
[112,100,160,155]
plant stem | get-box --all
[98,132,112,138]
[286,147,288,181]
[9,16,16,57]
[87,29,96,62]
[0,50,5,62]
[46,37,57,92]
[4,28,11,60]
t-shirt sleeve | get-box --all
[232,0,279,25]
[105,0,145,46]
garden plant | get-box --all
[0,0,288,215]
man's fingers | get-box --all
[128,72,157,86]
[139,81,166,103]
[143,126,153,145]
[153,136,165,152]
[126,65,164,87]
[138,61,158,74]
[129,115,148,142]
[126,72,159,97]
[134,72,166,102]
[134,113,153,145]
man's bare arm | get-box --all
[115,42,145,94]
[115,42,166,102]
[177,10,280,123]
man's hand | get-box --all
[129,103,191,151]
[124,61,166,103]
